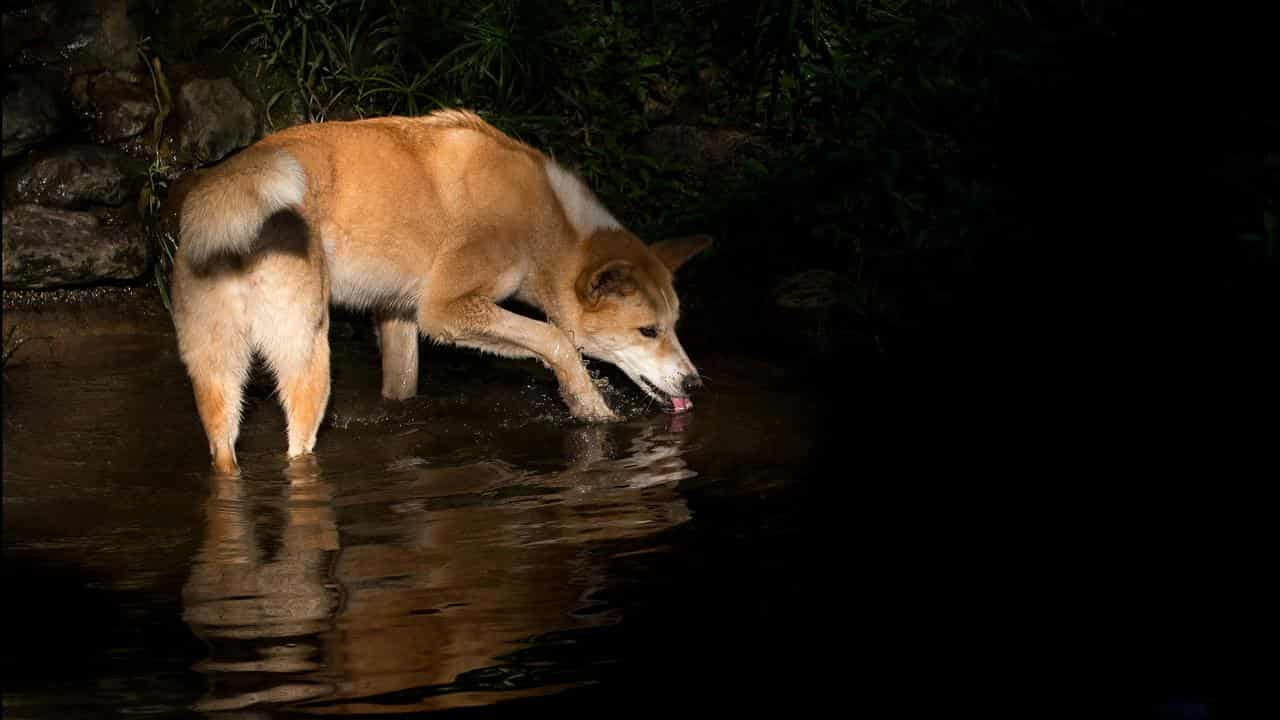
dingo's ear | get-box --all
[577,259,637,304]
[651,235,714,272]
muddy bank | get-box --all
[2,287,171,343]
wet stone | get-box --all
[2,204,148,289]
[5,145,148,209]
[21,0,137,74]
[79,71,157,143]
[3,73,63,158]
[0,2,58,65]
[175,77,259,165]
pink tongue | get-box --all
[671,396,693,413]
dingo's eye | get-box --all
[638,326,659,338]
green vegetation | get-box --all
[136,38,178,313]
[155,1,1273,351]
[215,1,1013,333]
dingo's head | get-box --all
[571,231,713,413]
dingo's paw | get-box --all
[564,390,619,423]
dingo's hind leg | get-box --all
[191,371,248,474]
[253,277,330,458]
[180,319,252,474]
[269,325,331,458]
[248,213,331,459]
[173,260,252,473]
[254,295,330,458]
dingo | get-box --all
[169,110,711,472]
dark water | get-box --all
[2,326,831,718]
[2,319,1259,718]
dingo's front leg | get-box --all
[418,294,618,422]
[549,361,617,422]
[375,313,420,400]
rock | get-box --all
[23,0,137,73]
[2,204,148,289]
[3,73,63,157]
[1,2,58,65]
[174,77,259,165]
[81,71,157,143]
[640,124,767,177]
[5,145,148,209]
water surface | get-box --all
[3,326,828,718]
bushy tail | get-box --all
[179,148,306,266]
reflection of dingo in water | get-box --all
[182,457,340,712]
[182,416,694,715]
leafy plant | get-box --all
[200,1,1274,352]
[137,38,178,314]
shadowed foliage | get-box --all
[146,0,1275,360]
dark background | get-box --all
[4,1,1276,717]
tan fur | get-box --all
[170,110,711,470]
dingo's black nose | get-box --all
[680,374,702,393]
